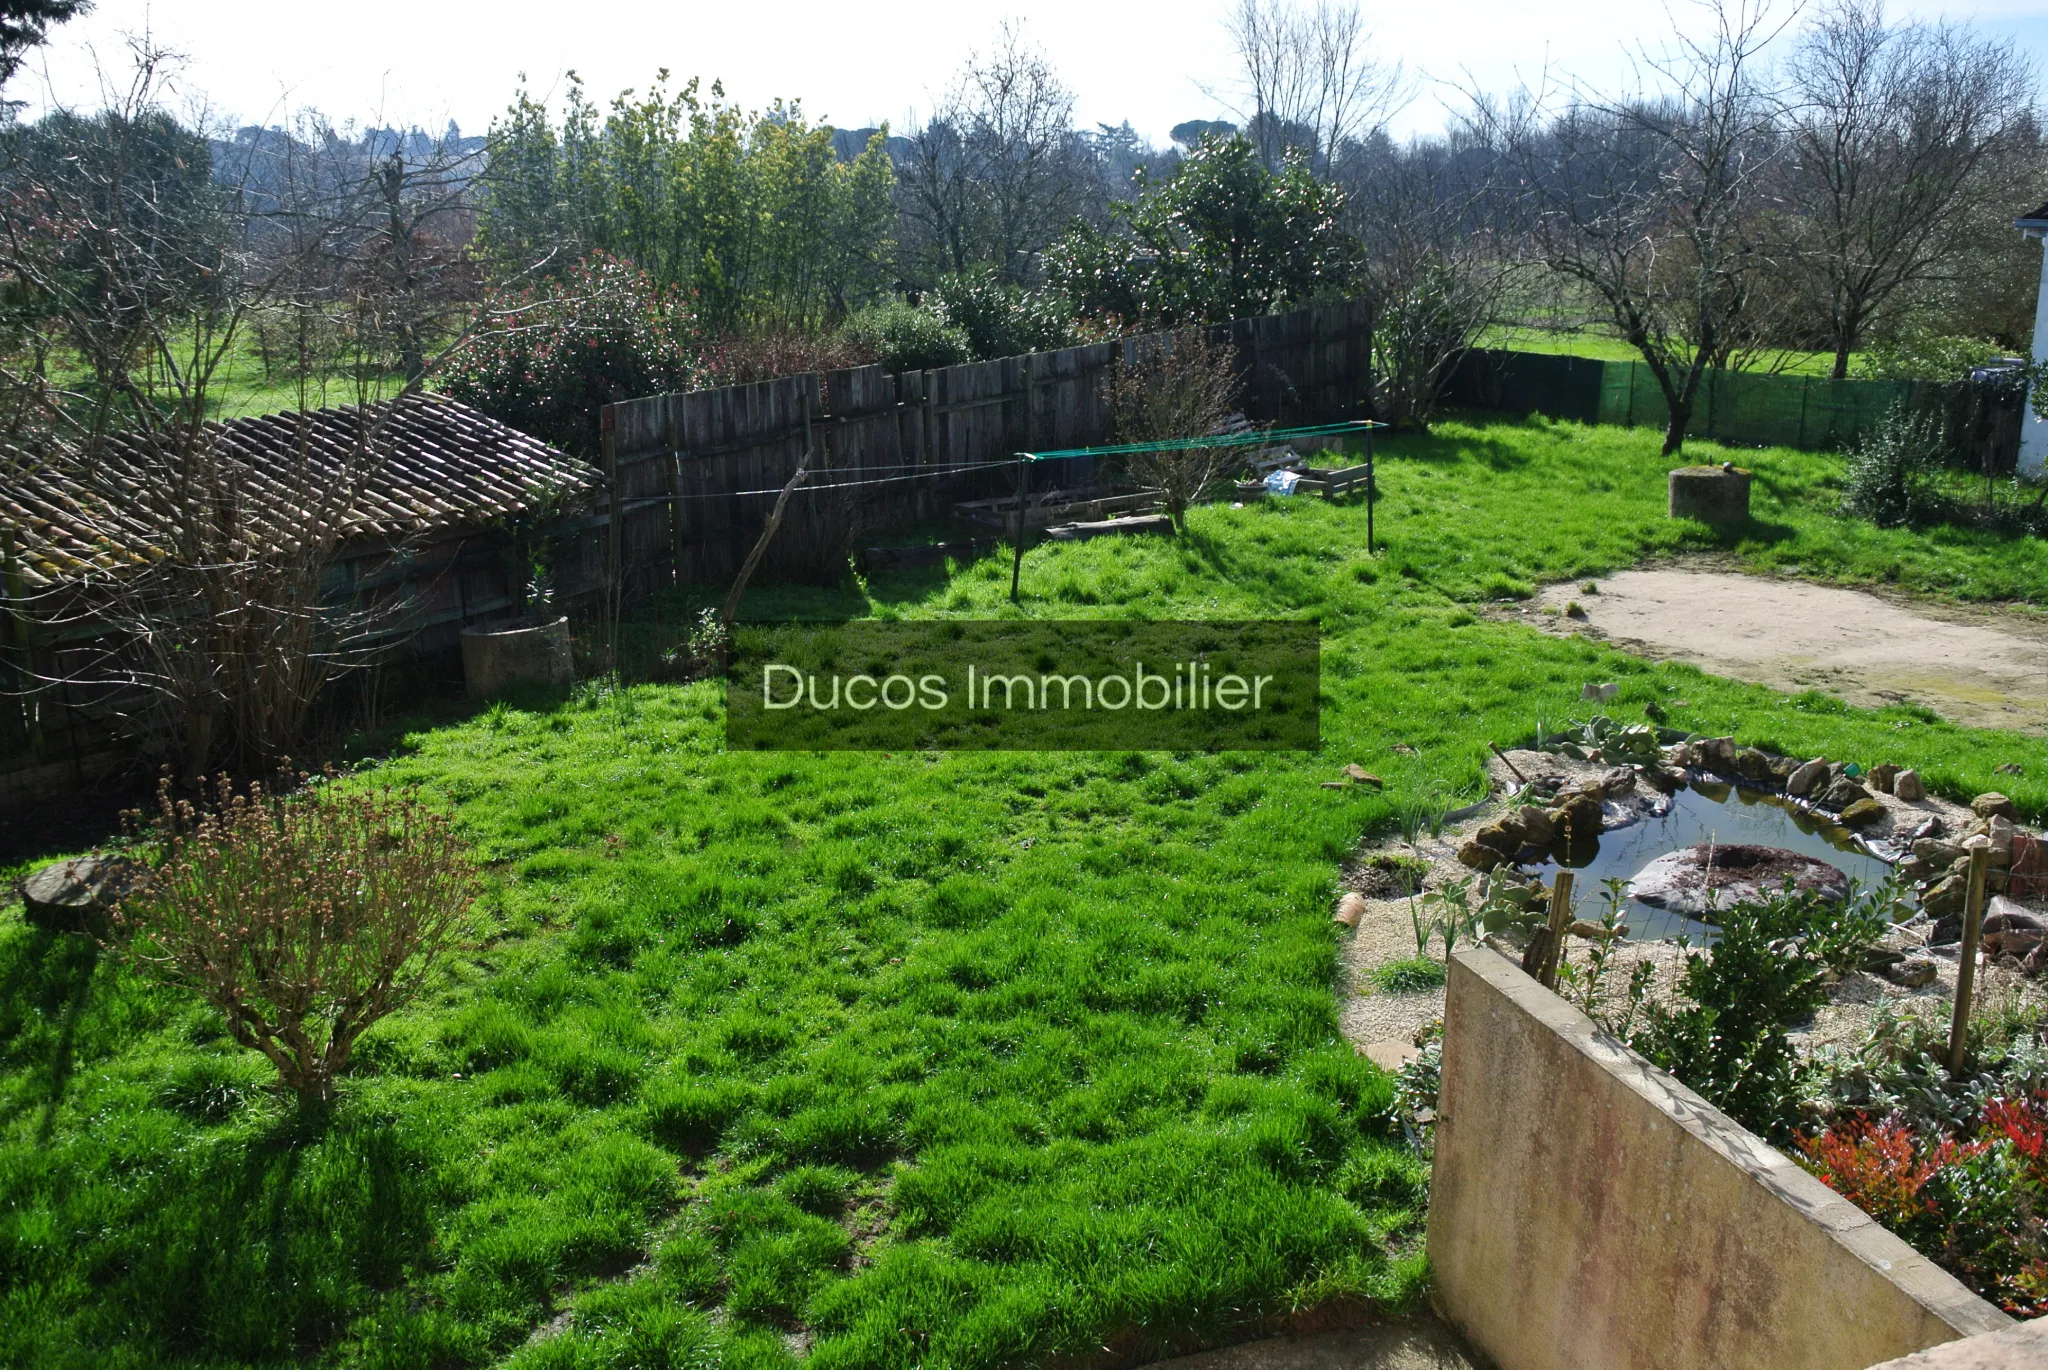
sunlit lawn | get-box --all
[2,414,2041,1369]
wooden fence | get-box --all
[581,299,1375,597]
[0,300,1373,836]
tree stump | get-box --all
[20,856,148,936]
[1668,464,1751,524]
[460,616,574,697]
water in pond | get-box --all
[1529,779,1903,941]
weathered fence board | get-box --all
[581,299,1377,596]
[0,299,1374,825]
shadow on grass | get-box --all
[86,1105,440,1362]
[0,926,98,1142]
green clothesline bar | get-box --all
[1017,418,1386,461]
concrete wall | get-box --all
[1864,1321,2048,1369]
[1427,947,2012,1370]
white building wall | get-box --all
[2022,233,2048,478]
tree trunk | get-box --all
[1831,345,1851,382]
[1661,399,1692,458]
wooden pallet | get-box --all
[1291,463,1374,500]
[1044,514,1175,542]
[954,487,1164,530]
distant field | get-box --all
[1478,325,1859,379]
[44,332,413,423]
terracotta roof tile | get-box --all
[0,394,597,588]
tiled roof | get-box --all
[0,394,597,588]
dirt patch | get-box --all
[1521,568,2048,732]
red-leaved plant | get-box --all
[1801,1096,2048,1317]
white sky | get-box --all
[18,0,2048,146]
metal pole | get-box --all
[1364,426,1376,556]
[1010,454,1028,604]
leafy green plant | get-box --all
[1842,403,1949,528]
[931,266,1086,360]
[1370,957,1448,993]
[839,299,974,373]
[1538,713,1661,765]
[1628,883,1892,1143]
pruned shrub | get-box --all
[1104,327,1245,531]
[112,774,480,1107]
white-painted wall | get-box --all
[2021,231,2048,477]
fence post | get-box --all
[601,405,621,670]
[1949,840,1993,1076]
[665,408,684,588]
[0,529,42,757]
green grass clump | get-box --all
[1369,958,1449,994]
[2,414,2041,1367]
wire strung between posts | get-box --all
[1016,418,1385,461]
[622,458,1025,502]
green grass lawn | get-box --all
[43,331,412,424]
[1477,325,1859,379]
[3,415,2044,1369]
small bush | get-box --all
[113,774,479,1106]
[1800,1096,2048,1317]
[1842,404,1948,528]
[931,267,1084,360]
[1105,328,1244,532]
[1369,957,1448,993]
[1628,883,1893,1143]
[440,253,699,459]
[838,300,973,373]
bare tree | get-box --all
[0,47,536,779]
[1106,329,1245,532]
[1781,0,2036,378]
[1347,133,1526,428]
[1220,0,1406,175]
[897,23,1093,284]
[1476,1,1788,456]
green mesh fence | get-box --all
[1448,348,2022,467]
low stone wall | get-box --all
[1427,947,2012,1370]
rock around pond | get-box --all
[1629,843,1850,921]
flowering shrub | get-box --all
[1800,1095,2048,1316]
[112,772,480,1107]
[441,253,701,458]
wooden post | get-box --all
[600,406,621,672]
[1010,454,1028,604]
[0,528,42,756]
[665,409,684,589]
[1540,871,1576,990]
[1948,841,1993,1076]
[721,455,812,629]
